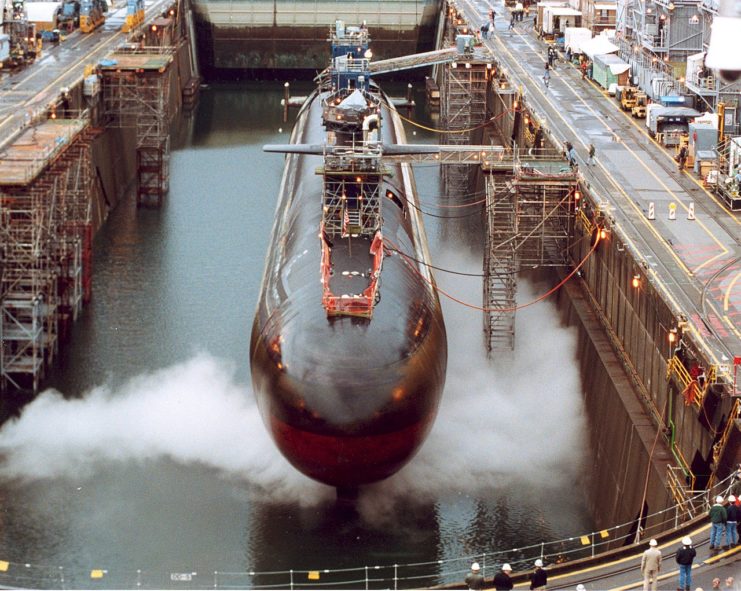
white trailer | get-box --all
[564,26,591,54]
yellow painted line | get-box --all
[0,30,125,134]
[541,38,740,226]
[724,270,740,313]
[13,63,48,86]
[703,543,741,563]
[512,31,728,259]
[695,249,728,274]
[606,545,741,591]
[475,2,739,373]
[487,34,695,277]
[705,293,741,341]
[507,523,711,589]
[609,567,690,591]
[599,82,741,226]
[468,6,736,374]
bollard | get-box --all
[687,202,695,220]
[669,202,676,220]
[648,201,655,220]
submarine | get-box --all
[249,22,447,488]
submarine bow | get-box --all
[250,22,447,488]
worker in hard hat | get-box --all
[709,495,728,550]
[726,495,739,547]
[529,559,547,590]
[493,563,513,590]
[465,562,485,590]
[675,536,696,591]
[640,539,661,591]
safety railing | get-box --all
[0,473,735,589]
[666,354,713,408]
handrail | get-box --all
[0,474,734,589]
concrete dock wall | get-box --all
[562,280,675,539]
[191,0,440,74]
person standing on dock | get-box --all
[529,559,547,590]
[726,495,739,547]
[675,536,696,591]
[709,495,728,550]
[492,563,514,590]
[678,145,688,171]
[568,145,578,169]
[588,143,596,166]
[465,562,485,590]
[640,539,661,591]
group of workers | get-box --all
[465,559,546,590]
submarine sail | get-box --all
[250,22,447,488]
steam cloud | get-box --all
[359,250,587,514]
[0,251,586,511]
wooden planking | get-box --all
[0,119,86,186]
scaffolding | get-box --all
[100,49,174,207]
[483,156,577,352]
[320,155,383,237]
[0,119,92,392]
[616,0,741,132]
[440,60,489,201]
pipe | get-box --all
[362,113,379,143]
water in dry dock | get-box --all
[0,82,593,589]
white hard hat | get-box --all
[649,539,658,546]
[576,585,586,591]
[730,495,737,502]
[502,564,512,571]
[534,559,543,567]
[682,536,692,545]
[471,562,480,571]
[716,495,725,503]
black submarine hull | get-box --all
[250,89,447,488]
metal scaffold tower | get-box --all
[440,60,488,200]
[47,130,96,325]
[0,119,92,392]
[484,176,517,351]
[100,49,174,207]
[483,156,577,353]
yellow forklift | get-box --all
[619,86,638,111]
[631,91,648,118]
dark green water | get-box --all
[0,82,593,589]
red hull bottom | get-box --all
[269,414,434,488]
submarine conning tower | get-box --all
[318,20,385,319]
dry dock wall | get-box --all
[480,64,739,533]
[563,281,675,538]
[191,0,440,74]
[563,204,740,537]
[0,20,198,395]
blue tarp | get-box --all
[661,95,685,105]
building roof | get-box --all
[547,7,582,15]
[25,1,61,23]
[581,35,618,58]
[593,53,630,74]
